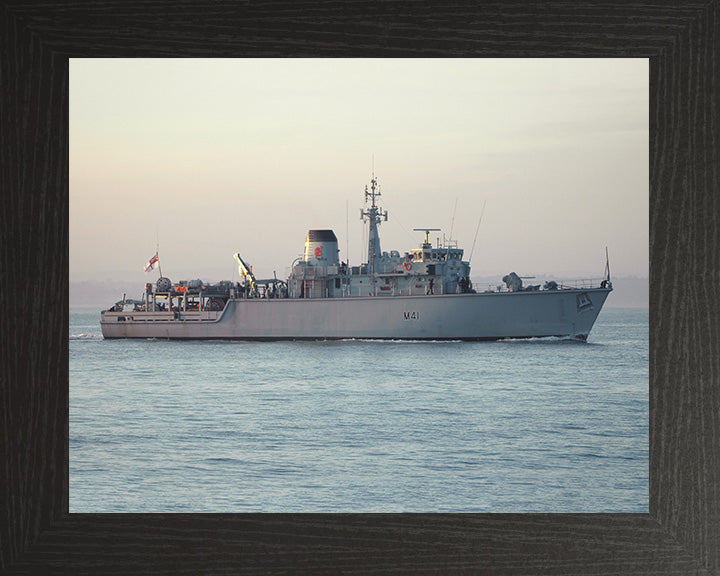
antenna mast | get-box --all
[449,197,458,242]
[468,200,487,265]
[360,170,388,275]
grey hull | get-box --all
[100,288,611,341]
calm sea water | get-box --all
[69,307,648,513]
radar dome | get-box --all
[156,277,172,292]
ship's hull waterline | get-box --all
[100,287,611,341]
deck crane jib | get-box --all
[233,253,259,297]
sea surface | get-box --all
[70,307,648,512]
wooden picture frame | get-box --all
[2,2,717,573]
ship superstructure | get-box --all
[100,175,612,340]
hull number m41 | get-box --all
[403,311,419,320]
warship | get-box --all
[100,175,612,340]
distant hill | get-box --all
[70,280,145,308]
[594,276,648,308]
[71,275,648,309]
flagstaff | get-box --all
[156,225,163,278]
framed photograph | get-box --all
[2,2,718,574]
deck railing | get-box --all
[474,277,609,293]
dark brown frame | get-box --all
[2,2,718,574]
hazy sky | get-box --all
[70,58,648,284]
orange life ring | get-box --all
[403,262,412,271]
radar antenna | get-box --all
[413,228,441,249]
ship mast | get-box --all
[360,173,388,275]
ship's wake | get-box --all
[70,333,104,340]
[342,338,464,344]
[499,335,592,345]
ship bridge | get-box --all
[411,247,464,263]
